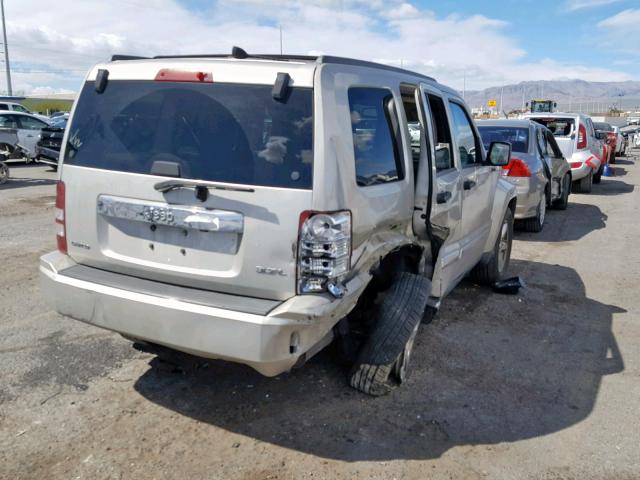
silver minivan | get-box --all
[41,50,516,395]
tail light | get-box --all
[297,211,351,294]
[55,181,67,254]
[570,161,582,169]
[501,158,531,177]
[577,123,587,150]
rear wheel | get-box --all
[572,171,592,193]
[553,174,570,210]
[349,272,430,396]
[521,195,546,233]
[593,165,603,184]
[470,207,513,285]
[0,162,8,184]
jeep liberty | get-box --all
[40,48,516,395]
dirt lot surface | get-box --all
[1,157,639,480]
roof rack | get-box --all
[110,46,436,83]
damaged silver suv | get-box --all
[40,48,516,395]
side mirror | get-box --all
[487,141,512,167]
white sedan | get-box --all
[0,111,50,160]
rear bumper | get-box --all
[40,251,366,376]
[506,177,542,220]
[570,155,599,181]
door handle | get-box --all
[436,191,452,204]
[463,179,476,190]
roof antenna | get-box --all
[231,46,249,59]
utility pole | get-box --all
[0,0,12,96]
[499,85,504,115]
[462,70,466,100]
[279,25,283,55]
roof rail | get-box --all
[109,47,437,83]
[111,54,149,61]
[318,55,436,82]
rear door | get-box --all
[61,76,315,301]
[16,115,48,156]
[418,87,465,297]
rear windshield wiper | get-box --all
[154,179,255,194]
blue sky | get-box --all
[4,0,640,95]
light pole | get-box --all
[0,0,12,96]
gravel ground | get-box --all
[1,156,639,480]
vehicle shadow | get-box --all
[593,178,634,196]
[133,259,624,461]
[612,158,633,165]
[517,202,607,242]
[0,177,57,190]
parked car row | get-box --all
[34,49,634,397]
[0,104,69,165]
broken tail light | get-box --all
[297,211,351,294]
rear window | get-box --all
[593,122,613,132]
[531,118,575,137]
[65,80,314,189]
[477,126,529,153]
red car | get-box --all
[594,122,617,165]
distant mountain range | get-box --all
[464,80,640,113]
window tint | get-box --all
[477,126,529,153]
[65,81,314,189]
[0,114,19,128]
[449,102,481,167]
[0,104,8,110]
[348,87,403,186]
[428,94,453,171]
[19,116,47,130]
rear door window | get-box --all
[65,81,314,189]
[477,126,529,153]
[0,114,19,128]
[348,87,404,187]
[427,94,454,171]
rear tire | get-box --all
[572,171,592,193]
[553,174,570,210]
[593,165,602,184]
[349,272,430,396]
[470,207,513,285]
[521,195,546,233]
